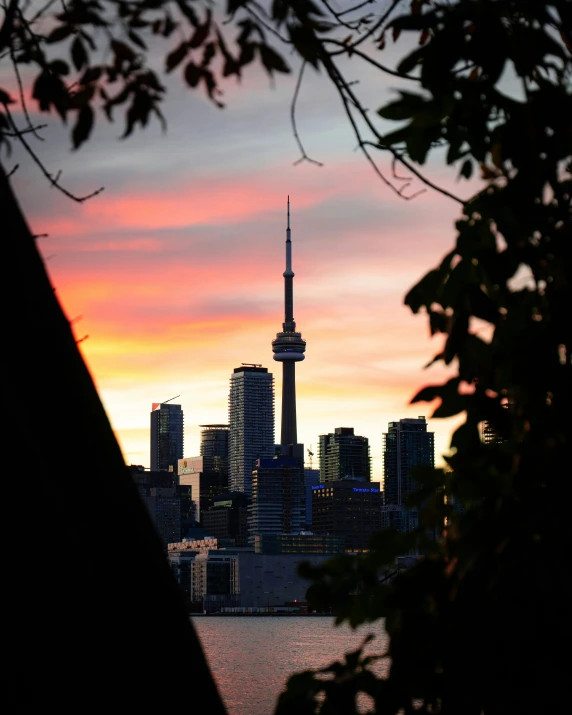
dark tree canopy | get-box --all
[2,1,571,714]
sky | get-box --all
[6,8,480,481]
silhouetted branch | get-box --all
[338,0,376,17]
[3,104,104,202]
[343,0,401,52]
[320,0,362,30]
[326,40,420,81]
[6,162,18,177]
[10,41,45,141]
[245,6,291,44]
[291,61,323,168]
[29,0,60,24]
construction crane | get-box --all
[307,445,314,469]
[162,395,180,404]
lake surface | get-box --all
[192,616,389,715]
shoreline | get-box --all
[190,612,332,617]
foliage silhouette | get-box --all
[2,0,570,713]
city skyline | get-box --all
[14,55,478,479]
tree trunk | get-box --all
[4,161,227,712]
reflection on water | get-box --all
[192,616,389,715]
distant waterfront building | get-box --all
[201,492,249,546]
[248,456,305,544]
[200,424,229,472]
[311,479,382,552]
[228,365,275,497]
[254,532,346,555]
[150,401,184,472]
[129,464,191,544]
[166,543,335,611]
[318,427,371,483]
[382,416,435,507]
[382,417,435,535]
[304,468,320,529]
[178,456,228,523]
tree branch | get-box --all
[325,39,420,80]
[291,61,323,167]
[3,103,104,202]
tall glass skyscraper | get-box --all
[382,416,434,506]
[318,427,371,483]
[228,365,275,497]
[150,402,184,472]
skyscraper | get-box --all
[382,417,435,533]
[318,427,371,483]
[228,365,275,496]
[150,401,184,472]
[272,197,306,456]
[248,456,305,543]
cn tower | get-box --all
[272,197,306,448]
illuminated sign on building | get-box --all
[353,488,379,493]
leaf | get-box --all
[72,103,94,149]
[46,25,74,44]
[0,88,15,105]
[128,30,147,50]
[238,42,256,67]
[71,36,88,71]
[259,44,290,76]
[201,41,216,67]
[184,61,201,88]
[49,59,70,76]
[397,46,425,75]
[189,21,210,49]
[80,66,102,84]
[378,91,425,120]
[165,41,189,72]
[176,0,198,27]
[111,40,135,63]
[459,159,472,179]
[288,23,320,69]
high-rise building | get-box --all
[303,468,320,529]
[272,197,306,458]
[382,415,435,509]
[248,456,306,543]
[178,456,228,523]
[150,401,184,472]
[201,492,249,546]
[318,427,371,483]
[228,365,275,496]
[128,465,185,545]
[312,480,382,552]
[200,424,229,460]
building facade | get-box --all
[304,468,320,529]
[228,365,275,497]
[150,401,184,472]
[318,427,371,483]
[178,456,228,523]
[201,492,249,546]
[129,464,188,544]
[248,456,305,544]
[312,479,382,552]
[382,416,435,507]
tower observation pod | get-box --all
[272,197,306,447]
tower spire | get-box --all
[272,198,306,447]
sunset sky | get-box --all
[8,27,480,481]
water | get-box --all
[192,616,389,715]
